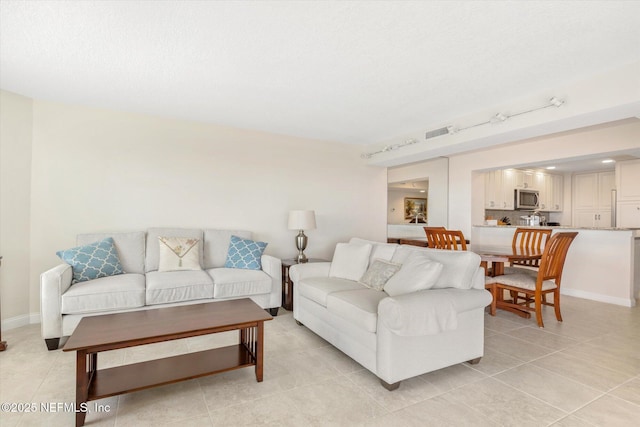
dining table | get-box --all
[469,245,544,319]
[470,245,543,277]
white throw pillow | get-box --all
[158,237,202,272]
[329,243,372,281]
[384,251,443,296]
[359,259,401,291]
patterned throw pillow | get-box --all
[158,236,201,271]
[224,235,268,270]
[56,237,124,284]
[359,259,401,291]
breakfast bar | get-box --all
[472,225,640,307]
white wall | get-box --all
[2,94,388,323]
[387,157,448,227]
[0,91,33,324]
[449,120,640,237]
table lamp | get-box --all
[288,210,316,263]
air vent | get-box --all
[425,127,450,140]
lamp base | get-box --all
[295,230,309,263]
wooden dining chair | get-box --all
[510,228,552,268]
[486,232,578,327]
[424,229,467,250]
[423,226,446,247]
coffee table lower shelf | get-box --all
[87,344,253,400]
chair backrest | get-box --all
[424,229,467,251]
[423,226,446,242]
[537,232,578,286]
[511,227,552,267]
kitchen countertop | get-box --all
[474,224,640,232]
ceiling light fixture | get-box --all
[546,166,556,170]
[362,97,566,159]
[602,159,615,163]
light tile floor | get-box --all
[1,296,639,426]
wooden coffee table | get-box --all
[63,298,272,427]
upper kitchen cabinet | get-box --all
[485,169,515,210]
[515,170,535,189]
[537,173,563,212]
[486,169,563,212]
[573,171,615,227]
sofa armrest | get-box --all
[40,264,73,339]
[471,267,485,290]
[378,288,492,336]
[289,262,331,284]
[261,254,281,279]
[260,254,282,308]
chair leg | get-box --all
[486,284,496,316]
[534,293,544,328]
[553,290,563,322]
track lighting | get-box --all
[362,97,566,159]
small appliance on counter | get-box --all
[519,214,546,226]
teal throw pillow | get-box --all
[224,235,267,270]
[56,237,124,284]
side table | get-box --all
[281,258,327,311]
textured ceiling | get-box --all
[1,1,639,145]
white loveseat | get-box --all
[40,228,282,350]
[290,238,492,390]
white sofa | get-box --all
[40,228,282,350]
[290,238,492,390]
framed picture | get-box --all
[404,197,427,220]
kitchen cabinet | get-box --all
[573,171,615,227]
[486,169,563,212]
[501,169,516,210]
[515,170,535,189]
[485,170,501,209]
[618,202,640,228]
[485,170,514,210]
[616,160,640,227]
[538,173,563,212]
[549,174,564,212]
[616,159,640,201]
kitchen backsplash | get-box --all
[485,210,550,226]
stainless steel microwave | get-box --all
[515,188,540,210]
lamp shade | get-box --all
[288,210,316,230]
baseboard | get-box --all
[561,288,636,307]
[1,313,41,330]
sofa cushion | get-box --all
[77,232,146,274]
[146,228,203,273]
[392,246,480,290]
[224,235,267,270]
[329,242,372,281]
[207,268,272,298]
[158,236,202,271]
[384,251,443,296]
[326,289,388,333]
[359,259,401,291]
[349,238,398,263]
[203,229,252,269]
[298,276,365,307]
[61,273,145,314]
[145,270,213,305]
[57,237,124,284]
